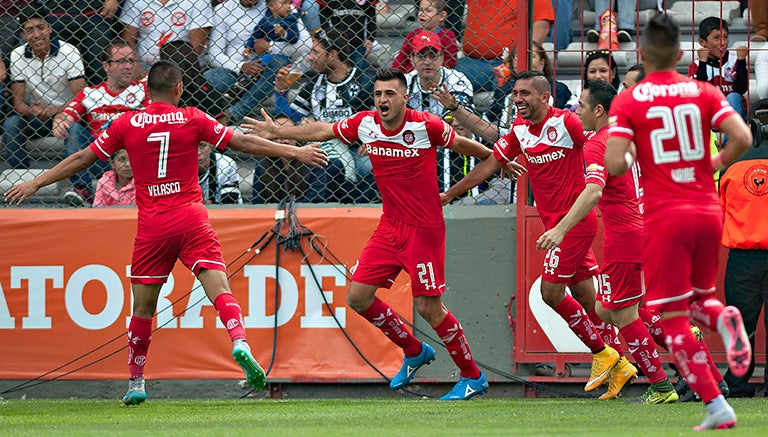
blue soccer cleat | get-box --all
[439,372,489,400]
[122,376,146,406]
[390,342,436,390]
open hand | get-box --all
[294,143,329,168]
[4,180,40,205]
[242,109,278,139]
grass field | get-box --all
[2,397,768,436]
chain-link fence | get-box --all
[0,0,765,207]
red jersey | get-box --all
[608,71,737,219]
[334,108,455,227]
[584,126,643,263]
[63,79,151,137]
[90,102,234,236]
[493,106,597,236]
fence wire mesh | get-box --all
[0,0,765,207]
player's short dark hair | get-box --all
[375,67,407,91]
[515,70,550,95]
[312,28,351,64]
[699,16,729,39]
[583,79,617,113]
[18,3,49,27]
[626,63,645,82]
[641,14,680,69]
[147,60,183,94]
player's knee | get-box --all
[540,282,566,307]
[346,292,370,313]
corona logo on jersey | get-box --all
[130,111,186,128]
[632,81,700,103]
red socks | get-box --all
[620,318,667,383]
[660,315,720,403]
[359,297,423,357]
[434,311,481,379]
[553,295,605,353]
[127,316,153,379]
[214,292,247,342]
[690,297,725,331]
[637,306,667,350]
[589,309,624,356]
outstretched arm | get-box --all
[242,109,337,142]
[4,148,99,205]
[536,183,602,250]
[450,135,492,160]
[712,113,752,171]
[441,155,503,205]
[229,132,328,168]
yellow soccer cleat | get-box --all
[585,345,620,392]
[599,356,638,399]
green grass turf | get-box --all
[1,397,767,436]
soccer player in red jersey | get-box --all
[605,14,752,430]
[539,79,678,402]
[244,67,511,400]
[4,60,329,405]
[442,70,623,393]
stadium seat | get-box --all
[0,168,61,199]
[667,1,741,28]
[238,164,255,202]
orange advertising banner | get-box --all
[0,208,413,381]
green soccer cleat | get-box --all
[638,383,679,404]
[232,339,267,390]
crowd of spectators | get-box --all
[0,0,766,207]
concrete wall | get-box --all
[413,204,519,382]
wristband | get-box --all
[445,101,459,112]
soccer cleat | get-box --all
[598,357,637,399]
[693,404,737,431]
[717,306,752,378]
[122,376,146,406]
[638,383,679,404]
[438,372,489,401]
[232,339,267,390]
[389,342,436,390]
[585,346,620,392]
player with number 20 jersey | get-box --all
[608,71,736,308]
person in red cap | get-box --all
[404,30,474,196]
[392,0,458,73]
